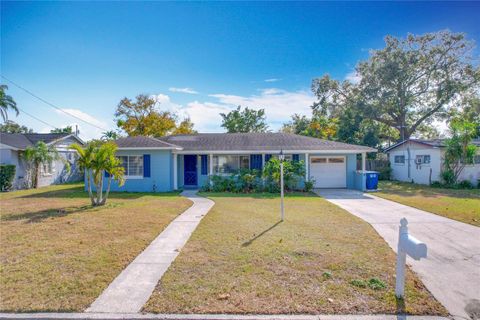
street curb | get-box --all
[0,313,453,320]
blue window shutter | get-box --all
[265,154,272,162]
[104,170,110,178]
[250,154,262,170]
[201,155,208,175]
[143,154,151,177]
[292,154,300,162]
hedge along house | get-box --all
[99,133,376,192]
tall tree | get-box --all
[115,94,195,137]
[101,130,121,141]
[0,120,33,134]
[220,106,268,133]
[0,85,18,122]
[50,126,73,134]
[282,113,338,140]
[312,31,480,142]
[173,117,197,135]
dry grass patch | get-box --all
[0,183,191,312]
[376,181,480,226]
[144,193,446,315]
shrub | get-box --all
[0,164,16,191]
[458,180,474,189]
[430,181,443,188]
[378,165,392,181]
[263,158,305,191]
[304,178,315,192]
[441,169,456,186]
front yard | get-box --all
[0,183,191,312]
[376,181,480,227]
[144,193,446,315]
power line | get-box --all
[15,106,57,130]
[1,75,108,131]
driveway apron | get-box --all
[87,190,214,313]
[315,189,480,320]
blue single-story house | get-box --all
[94,133,376,192]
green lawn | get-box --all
[376,181,480,227]
[144,192,446,315]
[0,183,191,312]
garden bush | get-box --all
[0,164,16,191]
[378,165,392,181]
[201,159,307,193]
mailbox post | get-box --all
[395,218,427,298]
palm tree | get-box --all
[0,85,19,122]
[23,142,67,188]
[70,141,124,206]
[101,130,120,141]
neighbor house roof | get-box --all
[0,133,84,150]
[383,138,480,152]
[155,133,376,152]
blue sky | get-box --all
[2,1,479,139]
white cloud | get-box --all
[345,71,361,84]
[168,87,198,94]
[183,101,231,132]
[209,88,315,130]
[54,108,111,141]
[264,78,281,83]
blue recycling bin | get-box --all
[365,171,379,190]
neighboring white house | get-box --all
[0,132,85,189]
[384,139,480,186]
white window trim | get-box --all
[212,155,250,175]
[416,154,431,166]
[118,155,144,179]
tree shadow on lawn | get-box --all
[242,220,283,247]
[1,205,94,223]
[16,187,181,200]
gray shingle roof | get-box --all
[0,132,77,150]
[384,138,480,152]
[158,133,376,152]
[114,136,182,149]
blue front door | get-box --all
[184,155,197,186]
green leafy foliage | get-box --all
[0,85,18,122]
[368,278,387,290]
[50,126,73,134]
[442,119,477,185]
[23,141,68,188]
[115,94,196,137]
[201,159,307,193]
[70,141,125,206]
[0,164,16,191]
[350,279,367,288]
[220,106,269,133]
[0,120,33,134]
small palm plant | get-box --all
[23,141,68,188]
[70,141,125,206]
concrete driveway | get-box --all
[315,189,480,320]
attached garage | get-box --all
[310,156,347,188]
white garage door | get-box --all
[310,156,346,188]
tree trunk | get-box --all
[34,162,40,188]
[86,170,96,206]
[95,171,104,206]
[101,176,112,205]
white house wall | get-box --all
[388,141,443,185]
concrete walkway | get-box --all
[87,190,214,314]
[315,189,480,320]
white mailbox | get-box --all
[395,218,427,298]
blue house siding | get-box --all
[87,149,173,193]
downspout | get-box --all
[407,146,411,180]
